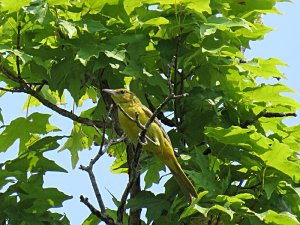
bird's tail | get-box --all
[169,162,197,202]
[160,140,197,201]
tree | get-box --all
[0,0,299,224]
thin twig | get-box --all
[91,135,126,167]
[80,195,115,225]
[240,109,297,128]
[80,107,125,214]
[167,57,176,92]
[79,165,107,213]
[34,80,48,93]
[144,93,175,127]
[173,36,180,128]
[117,104,145,130]
[0,87,22,93]
[117,174,137,224]
[0,65,19,82]
[175,65,201,86]
[263,112,297,118]
[16,23,21,78]
[80,105,125,217]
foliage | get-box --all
[0,0,299,225]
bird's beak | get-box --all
[102,89,116,95]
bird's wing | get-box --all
[141,105,172,144]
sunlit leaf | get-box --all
[82,213,101,225]
[256,210,300,225]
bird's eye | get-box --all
[120,90,125,94]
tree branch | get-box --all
[127,144,141,225]
[240,109,297,128]
[117,105,145,130]
[144,93,175,127]
[0,87,23,93]
[16,23,21,78]
[80,166,107,213]
[80,108,125,215]
[173,36,180,128]
[80,195,116,225]
[175,65,201,86]
[0,65,107,129]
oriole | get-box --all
[103,89,197,201]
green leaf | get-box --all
[78,88,98,106]
[60,123,96,168]
[180,191,208,219]
[82,213,101,225]
[206,15,250,30]
[144,160,164,189]
[264,176,281,200]
[28,136,67,152]
[239,58,287,79]
[40,86,66,107]
[260,141,300,183]
[73,36,102,65]
[107,189,120,208]
[13,50,33,64]
[126,191,170,222]
[82,0,119,13]
[242,83,300,110]
[75,19,109,33]
[0,49,33,64]
[104,49,126,62]
[48,0,70,6]
[186,0,211,14]
[0,169,25,189]
[5,150,67,173]
[143,17,169,27]
[0,108,3,123]
[123,0,143,15]
[235,193,256,200]
[19,182,72,212]
[110,145,128,174]
[188,150,230,196]
[0,113,59,154]
[208,204,235,220]
[25,0,53,24]
[0,0,31,12]
[234,23,273,40]
[205,127,300,182]
[59,20,77,38]
[205,126,272,153]
[189,204,235,220]
[256,210,300,225]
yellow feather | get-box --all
[103,88,197,201]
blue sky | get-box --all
[0,1,299,224]
[246,1,300,125]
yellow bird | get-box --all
[103,88,197,201]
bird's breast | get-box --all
[117,105,163,154]
[118,105,144,145]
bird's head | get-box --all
[102,88,140,104]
